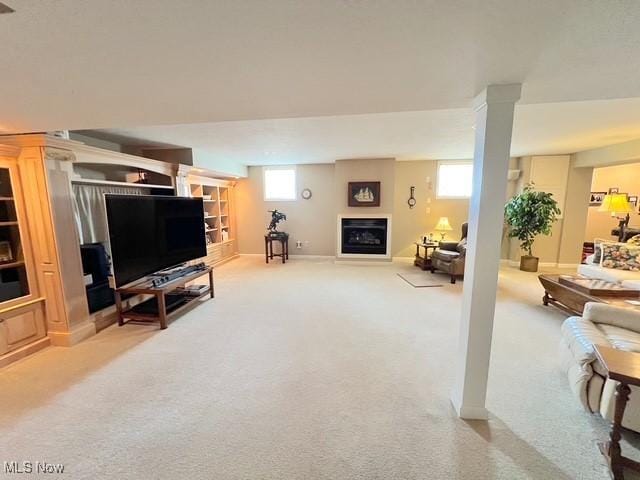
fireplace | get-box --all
[339,217,390,257]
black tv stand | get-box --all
[115,266,214,329]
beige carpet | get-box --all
[0,257,637,479]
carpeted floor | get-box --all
[0,256,637,479]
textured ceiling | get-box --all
[1,0,640,133]
[82,98,640,166]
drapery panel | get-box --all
[72,184,144,245]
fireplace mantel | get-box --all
[337,214,392,259]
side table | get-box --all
[265,233,289,264]
[414,242,439,270]
[594,345,640,479]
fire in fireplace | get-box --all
[341,218,388,255]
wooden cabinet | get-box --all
[0,303,46,356]
[0,147,50,366]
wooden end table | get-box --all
[594,345,640,479]
[265,233,289,264]
[414,242,439,270]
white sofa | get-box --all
[560,302,640,431]
[578,253,640,290]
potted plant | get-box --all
[504,184,561,272]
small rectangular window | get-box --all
[436,162,473,198]
[264,167,296,201]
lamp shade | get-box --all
[598,194,633,214]
[434,217,453,231]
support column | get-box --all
[451,84,522,419]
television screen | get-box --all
[105,195,206,287]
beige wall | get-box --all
[236,159,473,258]
[236,164,336,255]
[557,162,593,264]
[393,161,469,257]
[334,158,395,217]
[507,155,593,266]
[584,162,640,242]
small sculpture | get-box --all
[267,209,287,235]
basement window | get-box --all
[436,162,473,198]
[263,166,296,201]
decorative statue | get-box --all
[267,209,287,235]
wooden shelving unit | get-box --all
[189,177,238,267]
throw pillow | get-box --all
[628,234,640,246]
[592,238,614,264]
[601,243,640,271]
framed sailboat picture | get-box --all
[348,181,381,207]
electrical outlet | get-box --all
[296,240,303,249]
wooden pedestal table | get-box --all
[413,242,439,270]
[115,267,214,330]
[594,345,640,479]
[264,233,289,264]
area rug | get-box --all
[397,273,444,288]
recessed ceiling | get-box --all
[80,98,640,166]
[1,1,640,133]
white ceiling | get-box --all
[83,98,640,166]
[1,0,640,133]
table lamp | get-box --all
[434,217,453,241]
[598,194,633,242]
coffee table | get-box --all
[538,274,640,316]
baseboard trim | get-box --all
[0,337,51,369]
[450,396,489,420]
[506,260,559,268]
[557,263,579,269]
[239,253,335,260]
[48,321,96,347]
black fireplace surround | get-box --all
[341,218,388,255]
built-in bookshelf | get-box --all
[189,177,237,266]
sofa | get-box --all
[430,222,467,284]
[579,254,640,290]
[577,235,640,290]
[560,302,640,431]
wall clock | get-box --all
[301,188,312,200]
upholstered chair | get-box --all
[430,222,468,284]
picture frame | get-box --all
[348,181,381,207]
[608,187,619,194]
[589,191,607,206]
[628,195,638,207]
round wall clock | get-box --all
[301,188,312,200]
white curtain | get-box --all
[72,184,144,245]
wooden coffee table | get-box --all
[538,274,640,315]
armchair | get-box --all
[430,222,468,284]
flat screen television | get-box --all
[105,194,206,287]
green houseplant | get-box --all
[504,184,561,272]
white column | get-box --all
[451,84,522,419]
